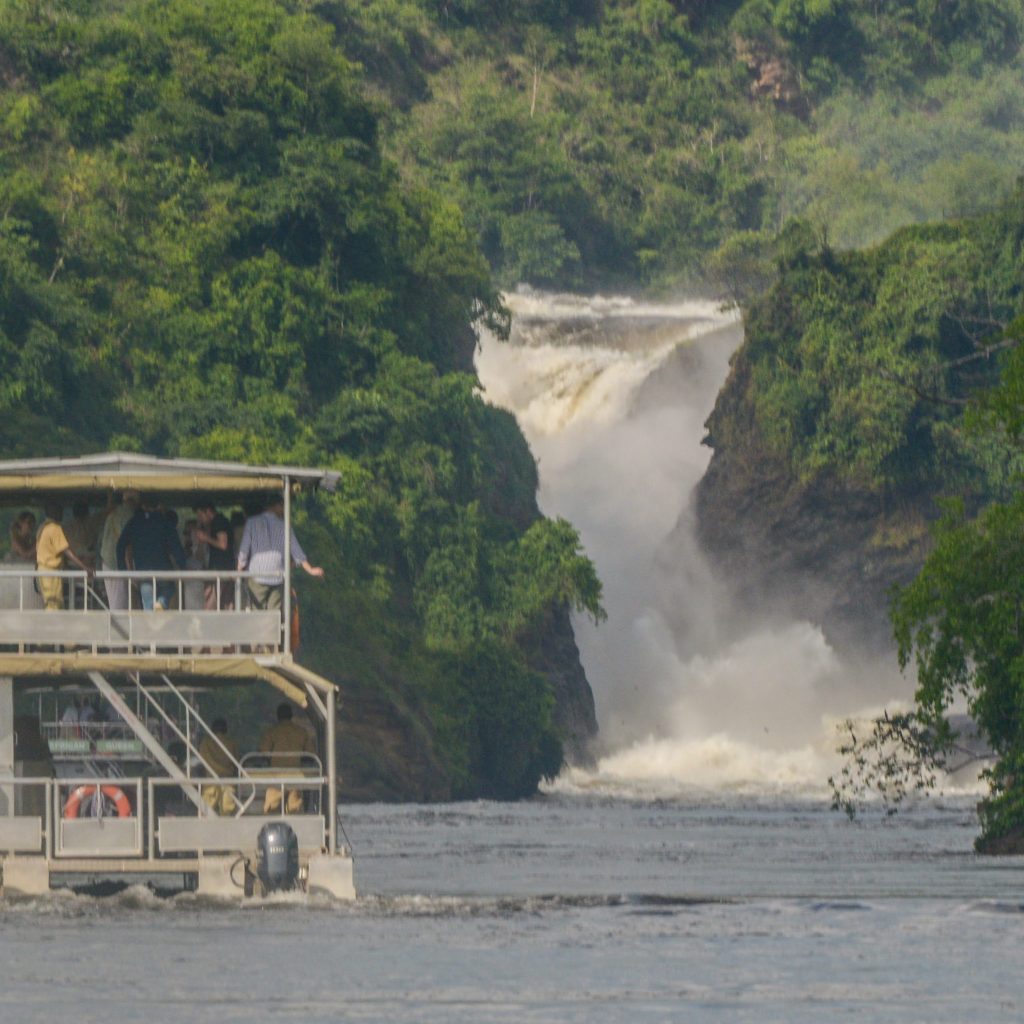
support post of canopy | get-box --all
[326,681,337,854]
[0,677,13,816]
[283,475,292,656]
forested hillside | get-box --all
[326,0,1024,290]
[0,0,602,799]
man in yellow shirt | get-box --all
[199,718,240,816]
[260,703,315,814]
[36,503,92,611]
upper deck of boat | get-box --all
[0,451,340,670]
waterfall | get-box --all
[477,289,929,800]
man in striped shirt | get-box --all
[236,496,324,611]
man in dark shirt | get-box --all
[116,497,187,610]
[194,502,235,609]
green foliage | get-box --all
[428,640,564,799]
[309,0,1024,290]
[823,305,1024,849]
[716,193,1024,848]
[891,493,1024,847]
[974,318,1024,442]
[829,710,952,820]
[720,197,1024,496]
[0,0,604,798]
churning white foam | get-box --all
[548,738,831,800]
[476,334,678,437]
[477,290,925,797]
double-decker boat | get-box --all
[0,453,354,899]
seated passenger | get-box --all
[260,703,314,814]
[60,699,82,737]
[199,718,240,816]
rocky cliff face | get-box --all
[331,601,597,802]
[523,606,598,766]
[336,685,453,802]
[693,351,931,656]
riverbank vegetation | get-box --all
[718,201,1024,849]
[0,0,602,798]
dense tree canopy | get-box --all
[748,212,1024,849]
[0,0,602,798]
[706,195,1024,503]
[316,0,1024,289]
[887,318,1024,849]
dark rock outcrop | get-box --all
[524,605,598,767]
[337,686,453,802]
[694,353,931,656]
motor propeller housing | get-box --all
[256,821,299,893]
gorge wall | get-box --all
[693,355,931,657]
[694,205,1024,660]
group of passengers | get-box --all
[2,491,323,612]
[199,704,316,816]
[58,696,125,741]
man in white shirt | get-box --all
[236,496,324,611]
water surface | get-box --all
[2,795,1022,1023]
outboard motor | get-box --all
[256,821,299,893]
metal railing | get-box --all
[149,772,328,855]
[0,776,52,855]
[53,777,144,858]
[0,568,283,612]
[0,568,286,654]
[239,751,323,774]
[1,771,329,861]
[41,721,137,742]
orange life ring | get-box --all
[63,784,133,819]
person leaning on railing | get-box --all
[115,496,187,610]
[236,495,323,612]
[36,503,92,611]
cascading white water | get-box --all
[477,289,943,800]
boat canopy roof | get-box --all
[0,452,339,507]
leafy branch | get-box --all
[828,710,953,820]
[875,331,1018,409]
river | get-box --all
[1,796,1023,1022]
